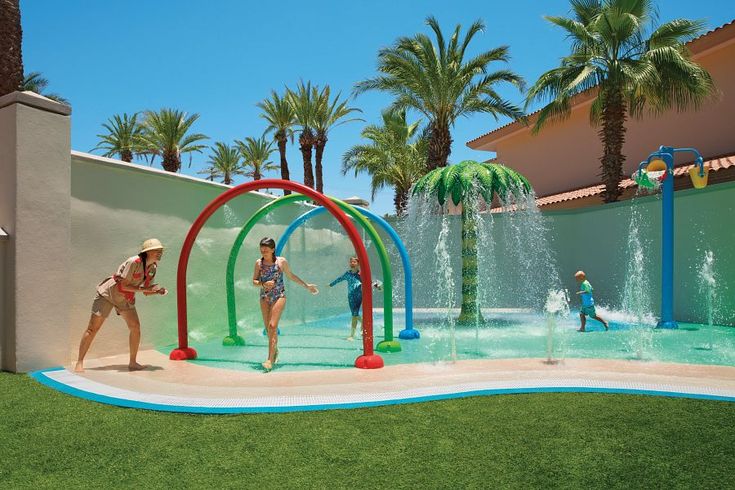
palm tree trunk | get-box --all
[394,187,408,217]
[120,149,133,163]
[314,132,327,194]
[427,119,452,171]
[224,171,232,185]
[458,204,482,324]
[0,0,23,97]
[599,86,627,203]
[253,169,261,181]
[162,151,180,173]
[277,134,291,195]
[299,130,315,189]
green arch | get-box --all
[224,193,400,353]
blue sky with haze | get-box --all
[20,0,733,215]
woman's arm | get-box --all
[252,260,264,288]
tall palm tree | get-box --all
[92,113,144,162]
[237,135,278,181]
[199,142,245,185]
[287,81,318,188]
[257,90,296,194]
[342,109,427,216]
[313,85,363,193]
[526,0,715,202]
[138,108,209,173]
[0,0,23,97]
[355,16,525,171]
[20,72,69,104]
[413,160,531,324]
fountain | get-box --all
[698,250,718,350]
[544,289,570,364]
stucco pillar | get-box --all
[0,91,72,372]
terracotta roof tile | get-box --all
[535,154,735,208]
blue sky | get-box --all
[21,0,733,215]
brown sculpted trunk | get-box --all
[277,133,291,195]
[162,150,180,173]
[599,86,626,203]
[300,129,315,189]
[314,131,327,194]
[0,0,23,97]
[427,119,452,171]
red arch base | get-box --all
[169,179,383,369]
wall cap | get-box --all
[0,90,72,116]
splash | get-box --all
[544,289,570,363]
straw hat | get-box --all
[140,238,164,253]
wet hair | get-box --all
[138,252,148,279]
[259,237,276,249]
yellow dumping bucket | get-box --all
[689,164,710,189]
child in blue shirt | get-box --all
[575,271,609,332]
[329,257,382,340]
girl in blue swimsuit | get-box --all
[252,237,318,372]
[329,256,382,341]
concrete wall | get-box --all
[469,28,735,197]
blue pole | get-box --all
[277,206,419,339]
[657,147,677,329]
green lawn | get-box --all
[1,372,734,489]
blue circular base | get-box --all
[656,320,679,329]
[262,327,281,336]
[399,328,420,340]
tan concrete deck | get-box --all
[30,349,735,412]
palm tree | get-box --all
[20,72,68,104]
[342,109,427,216]
[258,90,296,194]
[526,0,715,202]
[199,142,245,185]
[355,16,525,171]
[313,85,363,193]
[413,160,531,324]
[0,0,23,97]
[237,135,278,181]
[138,108,209,173]
[287,81,318,188]
[92,113,144,162]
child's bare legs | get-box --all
[577,312,587,332]
[592,315,609,330]
[347,316,361,340]
[120,309,145,371]
[74,314,106,372]
[262,297,286,371]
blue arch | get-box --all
[277,205,419,339]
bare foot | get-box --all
[262,360,273,372]
[604,322,609,331]
[74,362,84,373]
[577,328,586,332]
[128,362,147,371]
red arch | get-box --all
[169,179,383,369]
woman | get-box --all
[253,237,318,372]
[74,238,167,372]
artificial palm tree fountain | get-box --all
[412,160,533,326]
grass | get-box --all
[1,372,735,489]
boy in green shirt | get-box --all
[575,271,609,332]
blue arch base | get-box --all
[277,205,419,340]
[30,367,735,415]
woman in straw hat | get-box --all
[74,238,167,372]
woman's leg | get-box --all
[120,309,144,370]
[74,314,107,372]
[260,297,271,330]
[266,297,287,364]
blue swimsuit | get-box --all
[259,259,285,305]
[330,270,362,316]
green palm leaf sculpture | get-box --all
[413,160,532,324]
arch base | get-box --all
[355,354,384,369]
[399,328,421,340]
[170,347,198,361]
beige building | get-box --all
[467,21,735,209]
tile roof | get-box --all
[535,154,735,207]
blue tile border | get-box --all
[30,367,735,415]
